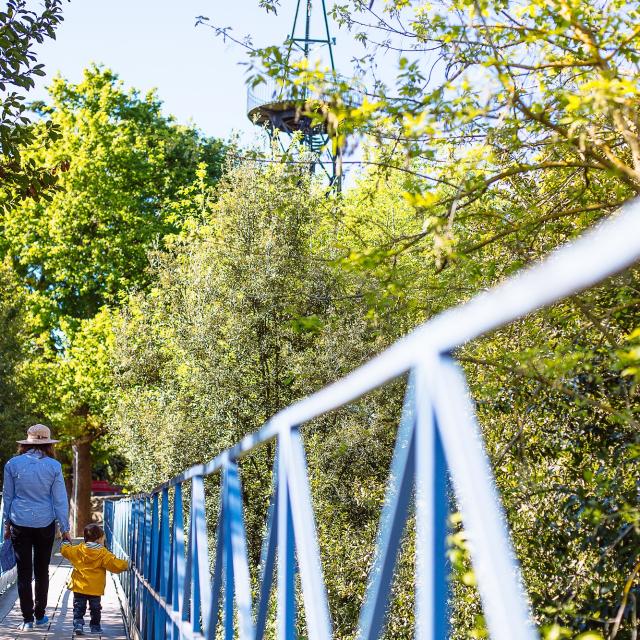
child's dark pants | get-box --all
[73,593,101,626]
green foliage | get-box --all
[0,66,227,450]
[618,328,640,384]
[0,259,36,466]
[245,0,640,269]
[110,160,333,485]
[110,151,640,638]
[109,160,418,638]
[0,0,66,204]
[3,66,226,322]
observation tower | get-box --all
[247,0,342,187]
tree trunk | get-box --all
[72,439,93,536]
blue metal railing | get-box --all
[104,200,640,640]
[0,493,17,595]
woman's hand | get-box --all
[62,531,72,543]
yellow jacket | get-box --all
[61,541,129,596]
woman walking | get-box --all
[2,424,71,630]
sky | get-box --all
[29,0,380,145]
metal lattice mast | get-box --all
[246,0,342,187]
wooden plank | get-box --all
[1,548,70,639]
[0,543,128,640]
[96,576,127,640]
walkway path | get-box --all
[0,543,127,640]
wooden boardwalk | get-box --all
[0,543,127,640]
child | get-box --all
[61,523,129,635]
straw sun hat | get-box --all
[17,424,60,445]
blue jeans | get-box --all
[73,593,101,627]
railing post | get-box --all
[185,475,211,636]
[156,488,170,639]
[148,493,160,639]
[223,478,234,640]
[356,373,417,640]
[277,437,296,640]
[207,486,224,639]
[127,499,135,613]
[169,483,185,640]
[415,361,449,640]
[429,355,537,640]
[221,461,254,640]
[281,426,333,640]
[134,498,143,632]
[255,471,278,640]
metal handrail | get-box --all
[105,200,640,640]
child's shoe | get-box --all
[89,625,102,634]
[73,620,84,635]
[35,615,49,626]
[20,621,34,630]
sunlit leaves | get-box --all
[1,67,227,449]
[617,327,640,383]
[0,0,65,205]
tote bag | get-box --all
[0,539,16,573]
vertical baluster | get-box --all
[156,489,170,639]
[171,484,186,640]
[223,469,234,640]
[126,501,133,630]
[167,491,176,638]
[149,493,160,639]
[255,482,277,640]
[150,494,160,587]
[228,463,254,640]
[415,363,448,640]
[125,500,133,601]
[136,498,145,632]
[137,498,144,566]
[104,501,112,547]
[182,487,192,629]
[223,462,254,640]
[143,497,152,637]
[284,427,333,640]
[131,499,140,626]
[355,374,416,640]
[277,438,297,640]
[140,498,146,638]
[207,485,225,640]
[187,475,212,635]
[432,356,537,640]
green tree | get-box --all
[111,159,333,485]
[1,66,227,532]
[244,0,640,265]
[109,159,437,639]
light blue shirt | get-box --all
[2,450,70,533]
